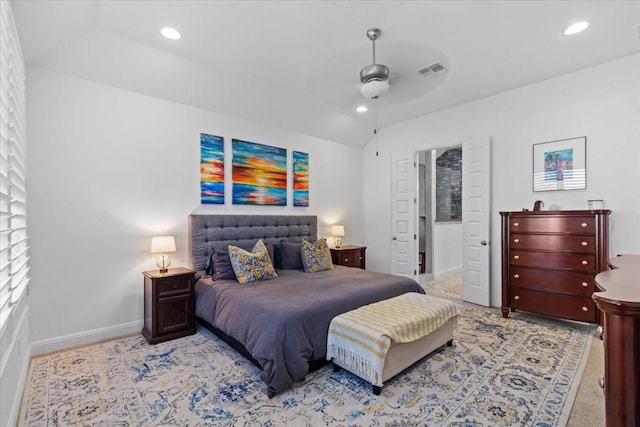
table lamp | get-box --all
[332,225,345,248]
[150,235,176,273]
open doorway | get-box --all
[417,146,463,285]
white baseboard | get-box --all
[31,320,143,356]
[434,266,462,279]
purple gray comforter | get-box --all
[195,265,424,395]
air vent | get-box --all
[418,62,446,77]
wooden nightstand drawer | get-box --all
[157,276,192,296]
[330,246,366,269]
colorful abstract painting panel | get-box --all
[232,139,287,205]
[200,133,225,204]
[293,151,309,207]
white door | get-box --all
[461,138,491,306]
[390,152,416,278]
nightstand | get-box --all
[142,267,196,344]
[330,245,366,269]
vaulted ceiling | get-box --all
[11,1,640,146]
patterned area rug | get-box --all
[422,272,464,297]
[19,275,594,426]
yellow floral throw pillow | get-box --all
[300,238,334,273]
[228,239,278,284]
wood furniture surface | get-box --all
[330,245,366,269]
[142,267,196,344]
[593,255,640,427]
[500,210,610,323]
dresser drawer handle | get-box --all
[581,241,588,246]
[581,222,588,228]
[514,295,520,300]
[513,255,520,260]
[344,258,349,262]
[513,274,520,279]
[513,222,519,227]
[582,306,589,312]
[581,281,588,288]
[581,260,588,265]
[513,238,520,243]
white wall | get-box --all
[26,67,364,353]
[433,223,462,278]
[364,53,640,307]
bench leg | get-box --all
[333,363,342,373]
[372,385,381,395]
[446,339,453,347]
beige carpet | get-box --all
[567,335,605,426]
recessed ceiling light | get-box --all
[564,21,589,35]
[356,106,368,113]
[161,27,181,40]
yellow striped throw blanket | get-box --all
[326,292,460,386]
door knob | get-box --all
[392,236,397,240]
[480,240,488,246]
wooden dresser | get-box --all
[330,246,366,269]
[593,255,640,427]
[500,210,611,323]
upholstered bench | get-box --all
[327,292,460,395]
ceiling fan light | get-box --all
[360,80,389,99]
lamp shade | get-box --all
[360,80,389,99]
[332,225,345,237]
[150,236,176,253]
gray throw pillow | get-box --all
[279,241,303,270]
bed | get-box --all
[189,214,425,396]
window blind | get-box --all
[0,0,29,333]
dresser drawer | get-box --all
[510,251,595,272]
[510,216,595,234]
[157,276,192,296]
[510,287,597,322]
[510,234,596,253]
[509,267,595,296]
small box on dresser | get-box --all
[142,267,196,344]
[500,209,611,324]
[330,246,367,269]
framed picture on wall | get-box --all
[232,139,287,205]
[200,133,225,204]
[533,136,586,192]
[293,151,309,207]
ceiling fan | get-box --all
[359,28,390,99]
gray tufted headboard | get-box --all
[188,214,317,273]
